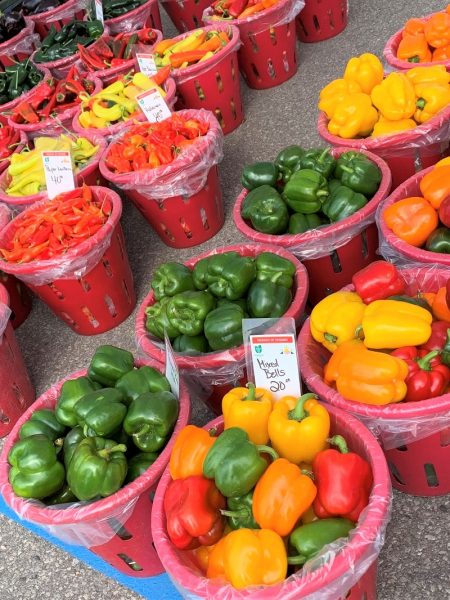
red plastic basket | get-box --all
[0,20,39,69]
[296,0,348,43]
[0,187,136,335]
[26,0,87,39]
[105,0,162,34]
[0,284,34,437]
[135,243,308,414]
[0,358,190,576]
[0,65,51,127]
[161,0,211,32]
[152,409,391,599]
[299,266,450,496]
[234,148,391,306]
[170,25,243,135]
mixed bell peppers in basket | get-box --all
[163,386,373,590]
[153,29,231,70]
[240,146,382,234]
[7,345,177,502]
[319,54,450,138]
[311,260,450,405]
[0,60,44,105]
[396,7,450,64]
[33,20,104,63]
[145,251,297,351]
[207,0,280,20]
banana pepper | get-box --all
[327,93,379,139]
[222,384,273,445]
[371,72,416,120]
[343,53,384,94]
[318,78,361,119]
[414,83,450,123]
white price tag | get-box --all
[136,53,158,76]
[94,0,104,23]
[41,151,75,200]
[249,333,301,400]
[136,88,171,123]
[165,334,180,399]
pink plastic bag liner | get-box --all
[5,26,40,58]
[0,204,11,231]
[99,109,224,199]
[43,0,91,23]
[0,300,11,339]
[203,0,305,34]
[0,186,121,286]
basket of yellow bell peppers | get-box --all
[150,384,392,597]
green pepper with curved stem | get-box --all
[275,145,304,182]
[19,409,66,442]
[335,152,381,196]
[247,280,292,318]
[204,253,256,300]
[145,296,181,340]
[151,262,195,301]
[55,376,102,428]
[289,213,327,234]
[63,426,85,469]
[173,334,209,354]
[255,252,296,289]
[425,227,450,254]
[88,345,134,387]
[126,452,159,483]
[242,162,279,190]
[322,185,368,222]
[283,169,329,214]
[288,518,355,565]
[221,491,259,530]
[74,388,127,438]
[115,366,170,405]
[246,186,289,234]
[204,304,244,351]
[167,290,216,336]
[300,148,336,178]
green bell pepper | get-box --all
[74,388,127,438]
[204,304,244,351]
[283,169,329,214]
[288,213,327,234]
[173,334,209,354]
[167,290,216,336]
[88,345,134,387]
[247,280,292,318]
[55,376,101,428]
[241,186,277,221]
[300,148,336,178]
[46,483,77,506]
[116,366,170,405]
[246,186,289,234]
[217,298,248,313]
[123,391,179,452]
[19,409,66,442]
[63,426,85,469]
[275,145,304,182]
[242,162,279,190]
[255,252,296,289]
[288,518,354,565]
[67,437,127,501]
[151,262,195,301]
[126,452,159,483]
[328,178,342,194]
[334,152,381,196]
[441,329,450,366]
[203,427,277,497]
[145,296,181,340]
[322,185,368,222]
[8,435,65,500]
[203,253,256,300]
[425,227,450,254]
[221,491,259,530]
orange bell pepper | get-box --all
[383,197,438,247]
[424,13,450,48]
[419,165,450,209]
[432,44,450,61]
[402,18,425,38]
[169,425,216,480]
[222,383,274,445]
[430,287,450,321]
[252,458,317,536]
[397,33,432,63]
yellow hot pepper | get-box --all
[268,393,330,464]
[327,93,379,139]
[371,72,416,121]
[361,299,432,349]
[414,83,450,123]
[222,383,273,445]
[406,65,450,86]
[318,78,361,119]
[310,291,366,352]
[324,339,408,405]
[372,115,417,137]
[343,53,384,94]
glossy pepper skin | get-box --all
[318,78,361,119]
[335,152,381,196]
[372,116,416,137]
[371,72,416,120]
[74,388,127,438]
[328,93,378,138]
[115,366,170,405]
[222,383,274,445]
[151,262,195,300]
[268,393,330,464]
[310,291,366,353]
[313,435,372,521]
[397,33,432,63]
[426,227,450,253]
[207,529,287,589]
[67,437,127,501]
[283,169,329,214]
[275,145,304,181]
[414,83,450,123]
[221,491,259,530]
[241,162,279,190]
[421,320,450,352]
[439,195,450,227]
[241,186,274,220]
[322,185,367,222]
[203,254,256,300]
[391,347,450,402]
[164,475,226,550]
[424,12,450,48]
[300,148,336,178]
[55,376,101,427]
[169,425,216,480]
[167,291,216,336]
[173,334,209,354]
[324,339,408,405]
[406,65,450,86]
[441,329,450,367]
[252,458,317,537]
[431,287,450,321]
[288,212,325,234]
[46,484,77,506]
[255,252,296,289]
[123,391,179,452]
[8,435,65,499]
[245,187,289,234]
[193,253,238,290]
[19,409,66,442]
[88,345,134,387]
[63,426,85,469]
[247,280,292,318]
[352,261,405,304]
[288,518,355,565]
[343,53,384,94]
[203,427,278,498]
[204,304,244,351]
[126,452,159,483]
[384,197,438,247]
[145,297,181,340]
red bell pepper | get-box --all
[420,320,450,351]
[163,475,226,550]
[391,347,450,402]
[312,435,372,522]
[352,261,405,304]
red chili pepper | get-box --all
[352,261,405,304]
[137,28,157,44]
[391,346,450,402]
[12,101,40,124]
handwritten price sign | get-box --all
[136,53,158,77]
[41,151,75,199]
[136,88,171,123]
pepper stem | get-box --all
[287,555,307,565]
[318,148,330,163]
[98,443,127,458]
[288,393,318,421]
[327,435,348,454]
[408,56,420,63]
[416,350,440,371]
[416,98,426,110]
[220,509,248,518]
[244,383,256,401]
[134,424,150,436]
[324,332,337,343]
[317,190,328,197]
[256,445,278,461]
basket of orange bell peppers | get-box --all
[150,386,392,597]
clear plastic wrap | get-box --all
[0,299,11,339]
[233,147,392,260]
[151,412,392,599]
[99,109,224,199]
[0,203,11,231]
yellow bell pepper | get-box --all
[371,72,416,121]
[324,339,408,405]
[318,78,361,119]
[310,291,366,352]
[327,93,379,139]
[406,65,450,86]
[268,393,330,464]
[343,53,384,94]
[361,299,432,349]
[414,83,450,123]
[372,115,417,137]
[222,384,273,445]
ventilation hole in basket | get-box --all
[215,72,224,93]
[193,16,200,27]
[282,51,290,73]
[12,383,26,408]
[298,18,308,37]
[341,1,346,18]
[78,277,91,292]
[330,250,342,273]
[179,218,193,239]
[200,208,210,230]
[267,59,276,79]
[269,26,276,45]
[48,282,64,300]
[117,231,125,258]
[345,590,352,599]
[327,8,335,29]
[117,553,143,572]
[60,312,78,329]
[194,80,205,101]
[361,594,368,600]
[157,199,166,211]
[104,295,117,318]
[81,306,99,329]
[177,92,187,108]
[0,411,10,425]
[102,258,113,278]
[424,463,439,487]
[230,99,237,120]
[122,278,131,303]
[396,445,408,452]
[214,108,225,129]
[248,32,259,53]
[251,63,260,80]
[313,14,321,32]
[5,336,14,361]
[440,427,450,447]
[388,461,405,486]
[161,224,175,242]
[231,60,236,80]
[108,518,132,540]
[361,229,369,258]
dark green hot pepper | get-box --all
[283,169,329,214]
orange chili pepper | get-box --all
[419,164,450,209]
[402,18,425,38]
[397,33,432,63]
[424,13,450,48]
[169,425,216,480]
[384,197,438,247]
[430,287,450,321]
